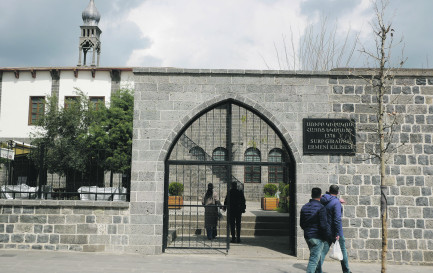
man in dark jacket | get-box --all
[224,182,246,243]
[319,185,351,273]
[300,187,331,273]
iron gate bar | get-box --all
[225,103,232,251]
[167,160,288,166]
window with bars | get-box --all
[64,96,79,109]
[212,147,227,177]
[268,148,284,183]
[28,96,45,125]
[189,146,206,161]
[89,96,105,110]
[244,147,261,183]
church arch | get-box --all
[163,98,297,255]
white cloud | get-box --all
[336,0,372,39]
[125,0,308,69]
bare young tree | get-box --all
[358,0,406,272]
[267,16,360,70]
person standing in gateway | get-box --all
[300,187,331,273]
[202,183,221,240]
[224,182,246,243]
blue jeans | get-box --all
[306,238,324,273]
[320,236,350,273]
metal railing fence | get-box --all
[0,142,130,201]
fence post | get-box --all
[37,143,47,199]
[6,141,13,186]
[123,172,130,202]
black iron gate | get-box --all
[163,100,296,253]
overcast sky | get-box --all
[0,0,432,70]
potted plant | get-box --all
[278,184,290,213]
[168,182,184,209]
[261,183,279,210]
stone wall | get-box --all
[131,68,433,264]
[1,68,432,264]
[0,200,129,252]
[325,73,433,264]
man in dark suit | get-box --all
[224,182,246,243]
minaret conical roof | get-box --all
[82,0,100,26]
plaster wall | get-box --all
[0,71,51,138]
[58,71,112,106]
[119,71,135,90]
[0,69,134,141]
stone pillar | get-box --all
[50,69,60,104]
[91,49,96,67]
[78,47,82,66]
[110,70,120,95]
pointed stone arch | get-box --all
[159,94,302,165]
[162,95,299,255]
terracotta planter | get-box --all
[168,196,183,209]
[261,197,279,210]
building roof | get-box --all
[0,67,132,72]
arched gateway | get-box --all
[163,99,297,254]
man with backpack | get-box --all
[300,187,331,273]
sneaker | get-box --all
[231,238,236,243]
[236,238,241,243]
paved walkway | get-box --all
[1,202,431,272]
[1,246,432,273]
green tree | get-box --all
[30,88,134,191]
[93,89,134,185]
[31,90,105,189]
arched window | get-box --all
[189,146,205,161]
[212,147,227,161]
[268,148,284,183]
[212,147,228,177]
[244,148,261,183]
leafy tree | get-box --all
[31,90,104,189]
[90,89,134,185]
[30,88,133,190]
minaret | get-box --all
[78,0,102,67]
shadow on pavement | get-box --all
[292,263,307,271]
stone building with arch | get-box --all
[0,0,432,266]
[130,67,433,263]
[1,66,432,264]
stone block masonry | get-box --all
[322,73,433,265]
[1,67,432,265]
[132,68,433,265]
[0,200,129,252]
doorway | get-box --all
[163,99,296,254]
